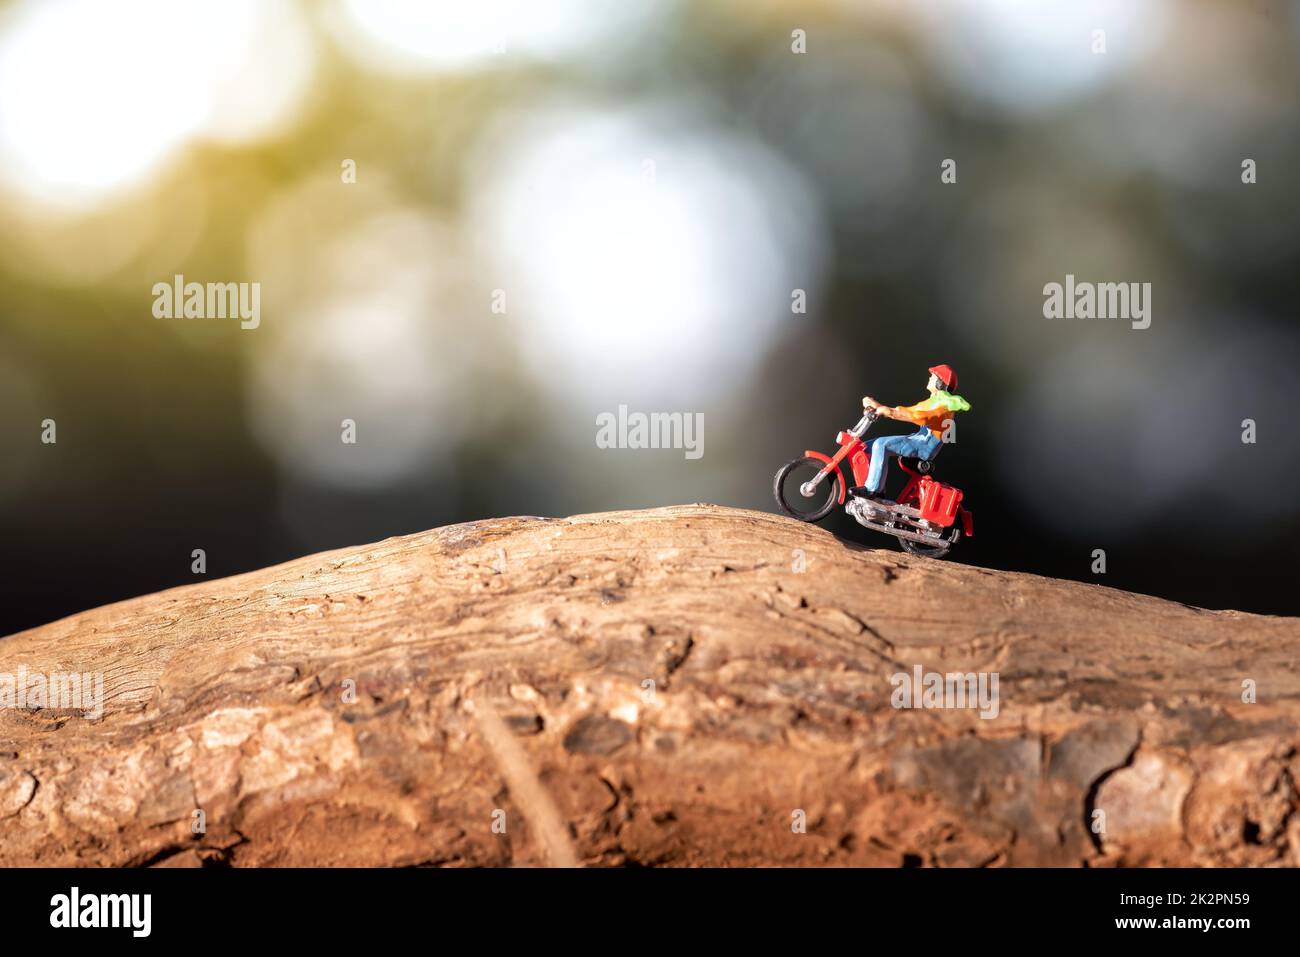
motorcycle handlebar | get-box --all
[849,410,879,437]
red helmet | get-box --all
[928,364,957,391]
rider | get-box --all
[855,364,970,500]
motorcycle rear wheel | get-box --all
[774,456,841,523]
[898,527,960,559]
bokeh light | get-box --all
[0,0,314,211]
[466,101,829,403]
[330,0,669,74]
[246,202,492,490]
[924,0,1170,115]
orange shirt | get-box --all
[890,392,971,438]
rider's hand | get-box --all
[862,396,876,410]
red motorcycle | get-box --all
[773,408,973,558]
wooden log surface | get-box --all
[1,504,1296,867]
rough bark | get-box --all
[1,505,1297,867]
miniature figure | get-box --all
[857,364,969,499]
[773,365,973,558]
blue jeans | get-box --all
[866,428,941,492]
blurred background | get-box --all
[1,0,1298,635]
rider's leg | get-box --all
[865,434,927,493]
[915,430,942,461]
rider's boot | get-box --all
[850,486,893,504]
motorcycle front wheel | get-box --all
[774,456,841,523]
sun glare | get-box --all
[0,0,313,211]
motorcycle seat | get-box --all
[898,456,936,475]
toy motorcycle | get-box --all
[773,408,973,558]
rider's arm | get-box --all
[884,396,943,424]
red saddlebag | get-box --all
[917,477,963,527]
